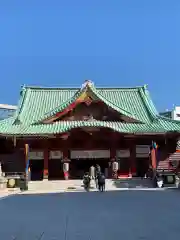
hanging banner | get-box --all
[49,150,63,159]
[116,149,130,158]
[70,150,110,159]
[25,144,29,172]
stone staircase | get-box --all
[27,179,87,193]
[111,178,153,189]
[25,178,154,194]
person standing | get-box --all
[98,173,106,192]
[89,165,95,180]
[95,164,101,188]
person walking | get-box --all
[98,173,106,192]
[83,172,91,191]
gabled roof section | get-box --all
[39,80,140,123]
[11,80,160,125]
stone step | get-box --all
[27,178,153,192]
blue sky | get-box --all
[0,0,179,112]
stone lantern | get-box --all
[0,162,7,189]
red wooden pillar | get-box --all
[43,149,49,179]
[63,148,69,159]
[130,142,136,177]
[110,148,116,159]
[110,131,117,159]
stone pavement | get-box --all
[0,178,176,198]
[0,188,21,199]
[0,188,180,239]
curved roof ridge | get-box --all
[158,114,180,124]
[12,86,29,124]
[138,87,158,121]
[22,86,79,90]
[20,84,146,91]
[0,120,170,136]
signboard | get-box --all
[70,150,110,159]
[116,149,130,158]
[28,151,44,160]
[136,145,150,158]
[49,150,63,159]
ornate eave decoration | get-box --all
[80,80,94,90]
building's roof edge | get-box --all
[21,84,146,91]
[0,104,17,110]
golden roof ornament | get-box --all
[81,80,94,89]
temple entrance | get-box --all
[29,159,44,181]
[116,150,131,178]
[135,145,150,177]
[136,158,149,177]
[48,150,64,180]
[48,159,63,180]
[70,158,109,179]
[117,158,131,177]
[69,150,110,179]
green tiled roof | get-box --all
[40,84,138,123]
[0,120,172,136]
[0,82,180,136]
[0,119,179,136]
[12,84,157,125]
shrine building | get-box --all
[0,80,180,180]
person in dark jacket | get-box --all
[96,164,101,174]
[95,165,101,188]
[83,172,91,190]
[97,173,106,192]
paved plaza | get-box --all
[0,189,180,239]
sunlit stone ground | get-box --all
[0,189,180,239]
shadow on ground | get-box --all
[112,178,153,189]
[1,189,180,239]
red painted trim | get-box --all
[48,99,103,122]
[54,101,78,119]
[43,149,49,176]
[131,153,136,176]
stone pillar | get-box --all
[62,159,70,180]
[43,149,49,179]
[110,153,116,179]
[0,162,7,189]
[112,161,118,179]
